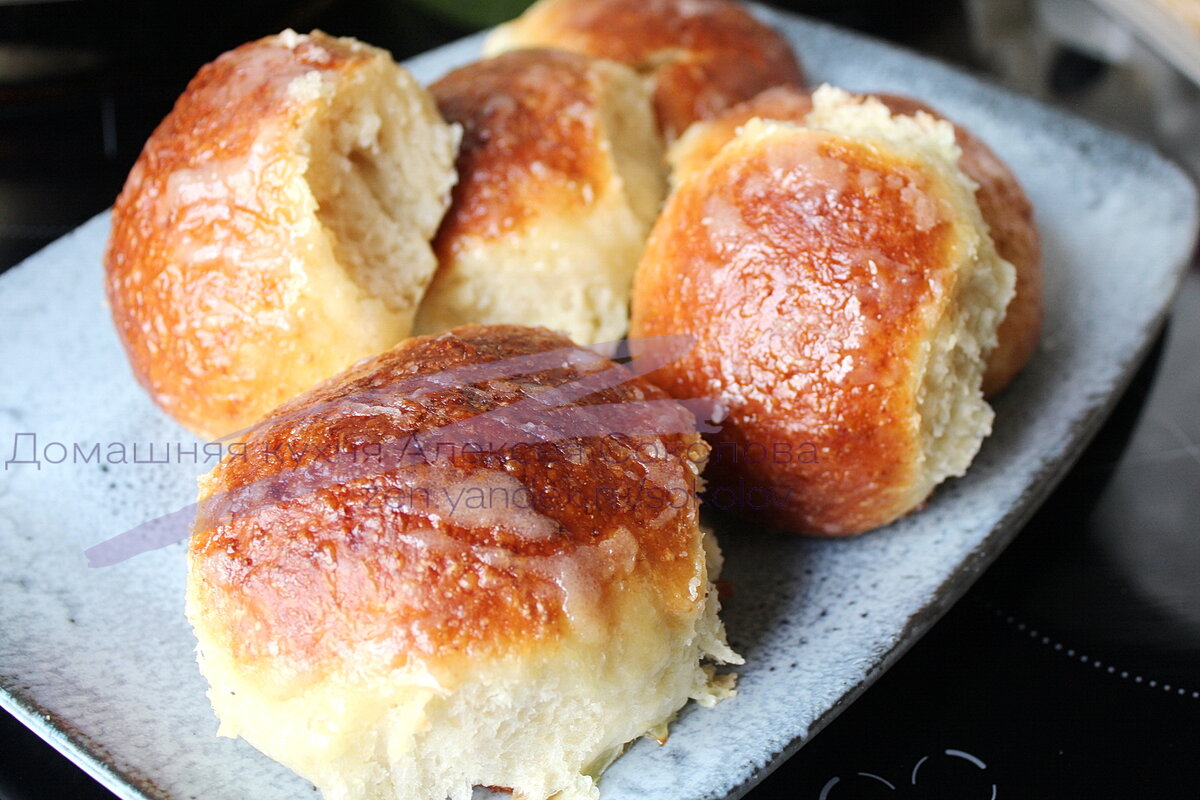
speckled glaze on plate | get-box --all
[0,8,1196,800]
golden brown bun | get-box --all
[186,324,738,800]
[631,90,1015,536]
[485,0,806,141]
[413,49,665,344]
[670,85,1042,395]
[105,30,459,440]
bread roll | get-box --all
[631,88,1016,536]
[670,84,1042,395]
[412,49,665,345]
[105,30,460,440]
[186,324,739,800]
[485,0,806,141]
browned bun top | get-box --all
[430,49,611,253]
[189,325,707,678]
[632,124,975,535]
[670,85,1042,395]
[487,0,806,140]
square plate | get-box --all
[1,7,1196,800]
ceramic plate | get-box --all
[1,7,1196,800]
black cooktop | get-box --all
[2,1,1198,798]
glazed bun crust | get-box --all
[190,325,703,667]
[187,324,737,800]
[106,31,458,439]
[414,49,665,344]
[632,96,1015,535]
[669,86,1042,395]
[485,0,806,140]
[878,94,1042,395]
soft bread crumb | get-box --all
[304,50,461,339]
[804,85,962,166]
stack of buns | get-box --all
[102,0,1041,797]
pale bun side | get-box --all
[632,89,1016,535]
[413,49,666,345]
[876,94,1042,396]
[105,30,460,439]
[186,324,739,800]
[484,0,806,141]
[669,84,1042,395]
[668,84,816,182]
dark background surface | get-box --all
[2,1,1199,798]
